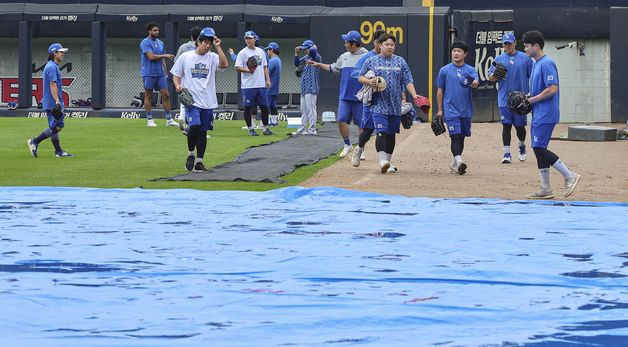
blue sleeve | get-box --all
[314,54,322,63]
[294,56,301,67]
[230,52,237,62]
[435,67,446,89]
[359,57,372,77]
[401,60,413,86]
[268,59,277,75]
[488,57,497,75]
[352,54,368,79]
[140,39,153,54]
[468,66,479,81]
[44,66,57,82]
[543,63,559,86]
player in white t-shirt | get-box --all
[235,30,273,136]
[171,27,228,172]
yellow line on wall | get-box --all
[423,0,435,121]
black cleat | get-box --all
[193,162,207,172]
[185,155,195,171]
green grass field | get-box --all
[1,117,339,190]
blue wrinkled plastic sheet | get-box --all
[0,186,627,347]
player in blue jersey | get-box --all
[351,29,386,168]
[265,42,282,126]
[140,22,176,127]
[27,43,73,158]
[358,34,424,174]
[523,30,581,199]
[436,41,479,175]
[489,32,533,163]
[308,30,368,158]
[294,40,322,135]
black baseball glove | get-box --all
[507,91,532,115]
[492,61,507,80]
[431,114,446,136]
[178,88,195,107]
[401,113,413,129]
[51,103,63,120]
[246,56,258,73]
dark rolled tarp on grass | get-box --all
[159,123,357,183]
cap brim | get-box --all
[245,36,255,39]
[57,48,69,52]
[503,40,515,44]
[299,46,309,49]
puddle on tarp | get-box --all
[0,186,627,347]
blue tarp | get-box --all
[1,187,627,347]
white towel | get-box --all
[356,70,376,106]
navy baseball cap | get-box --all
[48,43,68,54]
[299,39,315,49]
[244,30,257,39]
[502,33,516,44]
[200,27,216,38]
[264,42,280,51]
[341,30,361,43]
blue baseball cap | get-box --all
[199,27,216,38]
[502,33,515,44]
[299,39,315,49]
[48,43,68,54]
[264,42,280,51]
[341,30,361,43]
[244,30,257,39]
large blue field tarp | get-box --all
[0,187,627,347]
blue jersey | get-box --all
[530,55,560,124]
[296,53,322,95]
[330,47,368,101]
[42,60,63,110]
[267,56,281,96]
[489,51,532,107]
[351,49,377,79]
[140,36,166,77]
[436,63,478,119]
[359,54,413,116]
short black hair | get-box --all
[377,33,396,44]
[348,40,361,47]
[48,53,54,61]
[267,47,280,55]
[522,30,545,49]
[451,41,469,53]
[190,26,201,41]
[197,34,213,44]
[146,22,159,32]
[373,29,386,43]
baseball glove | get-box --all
[431,114,446,136]
[492,62,507,80]
[178,88,195,108]
[246,56,258,73]
[373,76,387,92]
[400,102,413,129]
[51,103,63,120]
[507,91,532,115]
[413,95,431,114]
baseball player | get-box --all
[488,32,533,163]
[522,30,580,199]
[351,29,386,168]
[358,34,423,174]
[27,43,73,158]
[235,30,273,136]
[294,39,322,135]
[435,41,479,175]
[264,42,282,126]
[308,30,368,157]
[140,22,176,127]
[171,27,228,172]
[174,26,201,133]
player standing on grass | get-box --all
[488,32,533,164]
[171,27,228,172]
[350,29,386,167]
[140,22,177,128]
[522,30,581,199]
[435,41,479,175]
[174,26,201,134]
[235,31,273,136]
[358,34,424,174]
[27,43,73,158]
[264,42,282,127]
[293,39,322,135]
[307,30,368,158]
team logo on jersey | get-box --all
[255,55,263,66]
[456,69,462,78]
[547,75,554,81]
[509,57,514,65]
[191,63,209,79]
[533,135,538,143]
[449,125,454,131]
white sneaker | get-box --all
[387,165,398,173]
[449,163,458,174]
[241,125,249,129]
[527,188,555,200]
[379,160,391,174]
[339,144,352,158]
[360,150,366,160]
[351,147,363,167]
[147,119,157,127]
[165,119,179,127]
[177,116,186,130]
[564,173,581,198]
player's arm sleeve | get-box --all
[351,54,367,79]
[235,52,245,68]
[44,66,57,82]
[358,57,372,77]
[294,56,302,67]
[170,56,183,77]
[469,67,479,82]
[543,64,559,86]
[435,67,446,89]
[140,40,153,54]
[401,61,413,86]
[329,55,342,74]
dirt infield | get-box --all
[301,123,628,202]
